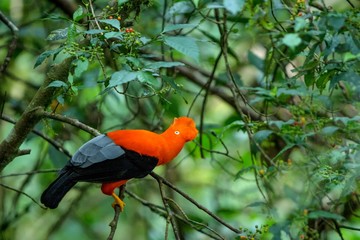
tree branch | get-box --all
[155,176,182,240]
[150,172,242,235]
[107,186,126,240]
[142,52,262,120]
[0,183,46,209]
[0,58,74,171]
[0,114,72,158]
[40,111,101,137]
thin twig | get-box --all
[0,114,72,158]
[41,111,101,136]
[0,169,59,179]
[332,219,345,240]
[199,50,223,158]
[345,0,355,8]
[126,190,224,239]
[155,176,182,240]
[165,197,226,240]
[269,0,286,32]
[125,189,166,213]
[88,0,102,30]
[338,225,360,231]
[150,172,242,235]
[0,183,46,209]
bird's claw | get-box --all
[111,192,125,211]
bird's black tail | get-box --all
[41,170,77,209]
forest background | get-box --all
[0,0,359,239]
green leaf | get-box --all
[327,14,345,31]
[248,51,264,71]
[206,3,225,9]
[145,61,185,69]
[277,87,307,97]
[46,28,68,41]
[137,71,158,86]
[104,31,123,39]
[118,0,128,5]
[321,126,339,135]
[272,143,296,161]
[34,47,64,68]
[221,120,247,134]
[323,34,340,57]
[334,116,360,125]
[99,19,120,30]
[235,165,255,179]
[73,6,84,22]
[269,120,295,129]
[304,70,315,87]
[254,130,273,144]
[68,73,74,85]
[56,95,65,105]
[84,29,107,35]
[294,17,307,32]
[282,33,302,49]
[162,24,197,33]
[245,201,267,208]
[316,71,333,90]
[163,36,199,61]
[126,57,143,69]
[167,1,194,17]
[223,0,245,15]
[349,31,360,55]
[47,80,68,88]
[67,23,77,44]
[74,59,89,78]
[70,85,78,95]
[108,70,139,88]
[281,231,291,240]
[308,210,345,221]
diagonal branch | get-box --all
[155,176,182,240]
[150,172,242,235]
[0,114,72,158]
[0,57,74,171]
[41,111,101,136]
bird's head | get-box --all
[169,117,198,142]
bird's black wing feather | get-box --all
[41,134,158,209]
[68,149,158,183]
[59,134,158,183]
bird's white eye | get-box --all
[174,131,180,135]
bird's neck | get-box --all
[159,128,186,165]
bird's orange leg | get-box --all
[111,192,125,211]
[101,180,128,211]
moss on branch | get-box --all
[0,57,74,172]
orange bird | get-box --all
[41,117,198,211]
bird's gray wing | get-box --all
[70,134,125,168]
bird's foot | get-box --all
[111,192,125,211]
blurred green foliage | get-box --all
[0,0,359,239]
